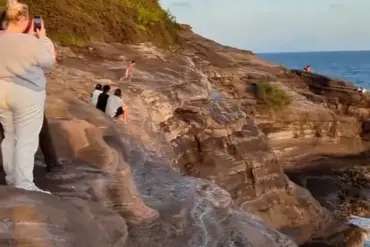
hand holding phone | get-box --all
[34,15,46,38]
[34,15,42,31]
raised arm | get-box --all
[33,17,56,69]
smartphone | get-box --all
[34,15,42,31]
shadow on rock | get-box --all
[286,152,370,219]
[301,224,369,247]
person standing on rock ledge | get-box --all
[120,60,136,82]
[0,0,62,174]
[0,2,56,194]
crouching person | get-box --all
[0,2,56,194]
[106,89,128,122]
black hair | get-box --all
[95,84,102,90]
[102,84,110,93]
[114,88,122,97]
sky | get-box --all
[160,0,370,53]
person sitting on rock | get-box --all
[91,83,102,106]
[120,60,136,82]
[105,88,127,122]
[96,84,111,112]
[0,2,56,194]
[303,65,311,72]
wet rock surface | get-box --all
[1,29,370,246]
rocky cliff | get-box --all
[1,27,370,247]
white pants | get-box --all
[0,82,45,189]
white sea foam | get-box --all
[349,215,370,246]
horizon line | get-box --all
[258,49,370,54]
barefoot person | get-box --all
[0,2,56,193]
[120,60,136,82]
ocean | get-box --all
[260,50,370,246]
[259,50,370,88]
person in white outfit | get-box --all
[0,2,56,194]
[91,83,102,106]
[105,88,127,121]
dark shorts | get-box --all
[114,107,124,118]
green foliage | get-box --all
[256,82,292,109]
[0,0,180,47]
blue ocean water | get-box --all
[259,50,370,88]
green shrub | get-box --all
[0,0,181,47]
[256,82,291,109]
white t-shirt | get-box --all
[91,89,102,106]
[105,95,124,117]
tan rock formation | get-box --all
[0,88,299,247]
[0,186,127,246]
[1,28,369,247]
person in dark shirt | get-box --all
[96,84,111,112]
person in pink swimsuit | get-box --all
[121,60,136,82]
